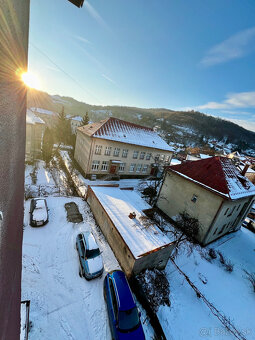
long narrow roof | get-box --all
[77,117,173,151]
[89,186,173,259]
[167,156,255,200]
[26,109,45,125]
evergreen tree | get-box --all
[54,106,71,145]
[81,112,89,126]
[42,127,54,164]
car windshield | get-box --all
[86,248,100,259]
[118,308,140,332]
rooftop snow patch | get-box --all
[30,107,57,116]
[167,156,255,200]
[89,186,173,258]
[78,117,173,152]
[26,109,45,125]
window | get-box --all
[129,163,136,172]
[146,153,152,160]
[191,195,197,203]
[142,164,149,173]
[105,146,112,156]
[224,208,229,216]
[133,151,139,159]
[91,160,100,171]
[113,147,120,156]
[109,278,118,318]
[136,164,142,172]
[219,224,226,234]
[155,154,160,162]
[101,161,108,171]
[213,227,218,235]
[160,154,165,161]
[119,163,125,172]
[227,206,235,217]
[165,155,170,163]
[95,145,102,155]
[122,149,128,158]
[140,152,145,160]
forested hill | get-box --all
[27,89,255,149]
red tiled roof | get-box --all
[167,156,255,200]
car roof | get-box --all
[34,199,46,208]
[110,270,136,311]
[82,232,99,250]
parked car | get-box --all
[76,232,103,280]
[104,270,145,340]
[242,217,255,233]
[29,198,49,227]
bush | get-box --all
[208,248,217,259]
[224,260,234,272]
[217,251,225,265]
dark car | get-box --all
[29,198,49,227]
[76,232,104,280]
[104,270,145,340]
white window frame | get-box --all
[146,153,152,160]
[142,164,149,173]
[140,152,145,160]
[136,164,142,172]
[129,163,136,172]
[122,149,128,158]
[133,150,139,159]
[91,160,100,171]
[105,146,112,156]
[101,161,109,171]
[113,147,120,156]
[95,145,102,155]
[119,163,125,172]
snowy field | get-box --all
[159,229,255,340]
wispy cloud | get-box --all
[197,91,255,110]
[74,35,91,45]
[200,27,255,66]
[84,1,111,32]
[102,74,117,85]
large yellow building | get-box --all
[157,157,255,245]
[74,117,173,178]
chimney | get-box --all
[241,163,250,176]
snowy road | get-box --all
[22,197,120,340]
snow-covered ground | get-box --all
[159,229,255,340]
[22,162,154,339]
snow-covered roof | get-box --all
[170,158,181,165]
[78,117,174,152]
[89,186,173,258]
[30,107,57,116]
[26,109,45,125]
[200,154,211,159]
[66,115,83,122]
[167,157,255,200]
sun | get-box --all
[21,72,40,89]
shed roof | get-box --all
[89,186,173,259]
[26,109,45,125]
[78,117,173,151]
[167,156,255,200]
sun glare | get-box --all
[21,72,40,89]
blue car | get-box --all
[104,270,145,340]
[76,232,104,280]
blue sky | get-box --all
[29,0,255,131]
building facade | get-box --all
[0,1,30,339]
[26,109,45,162]
[157,157,255,245]
[74,117,173,178]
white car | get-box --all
[29,198,49,227]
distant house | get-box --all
[30,107,58,128]
[74,117,173,178]
[26,109,45,162]
[157,157,255,245]
[66,115,83,134]
[86,186,175,277]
